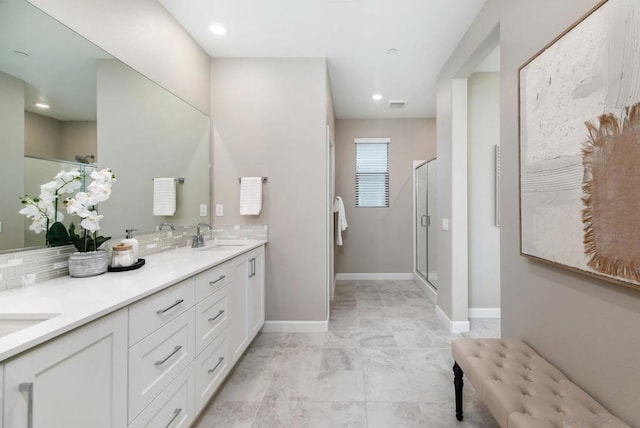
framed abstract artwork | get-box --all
[519,0,640,291]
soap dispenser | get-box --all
[121,229,139,262]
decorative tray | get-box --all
[108,258,145,272]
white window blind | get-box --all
[355,138,389,207]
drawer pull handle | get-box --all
[209,275,226,285]
[19,382,34,428]
[155,345,183,366]
[156,299,184,315]
[165,408,182,428]
[208,310,225,322]
[208,357,225,374]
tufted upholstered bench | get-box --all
[451,338,630,428]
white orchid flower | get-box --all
[28,216,48,233]
[87,181,112,204]
[40,180,58,194]
[65,194,91,218]
[91,168,115,184]
[21,167,115,248]
[19,204,39,217]
[80,211,103,232]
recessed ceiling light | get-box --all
[386,48,398,56]
[209,23,228,36]
[35,103,50,109]
[371,93,383,101]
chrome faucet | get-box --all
[157,222,175,231]
[192,223,212,248]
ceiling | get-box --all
[158,0,487,119]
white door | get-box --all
[247,247,265,337]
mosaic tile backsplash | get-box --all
[0,224,268,293]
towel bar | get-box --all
[151,178,185,183]
[238,177,268,183]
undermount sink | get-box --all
[198,240,252,252]
[0,313,60,338]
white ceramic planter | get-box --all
[68,251,109,278]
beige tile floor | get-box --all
[194,280,500,427]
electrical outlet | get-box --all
[442,218,449,231]
[216,204,224,217]
[199,204,208,217]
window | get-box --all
[355,138,390,207]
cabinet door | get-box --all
[229,254,249,364]
[129,363,195,428]
[3,309,128,428]
[247,246,265,339]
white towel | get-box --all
[333,196,348,246]
[153,178,176,216]
[240,177,263,215]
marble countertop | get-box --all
[0,239,267,362]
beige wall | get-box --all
[335,119,435,274]
[24,111,62,160]
[467,72,500,309]
[27,0,210,115]
[24,113,97,163]
[0,72,25,250]
[438,1,640,425]
[60,121,97,163]
[211,58,329,322]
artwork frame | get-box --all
[519,0,640,292]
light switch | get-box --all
[215,204,224,217]
[442,218,449,231]
[199,204,208,217]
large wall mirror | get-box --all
[0,0,210,252]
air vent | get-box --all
[388,100,407,109]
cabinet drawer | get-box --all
[195,285,230,354]
[129,363,195,428]
[129,278,195,345]
[195,263,233,301]
[195,328,230,413]
[129,308,195,422]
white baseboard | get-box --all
[468,308,501,318]
[335,273,413,281]
[413,273,437,303]
[436,305,470,333]
[261,320,328,333]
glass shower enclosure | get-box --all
[415,159,437,289]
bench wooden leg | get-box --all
[453,362,464,421]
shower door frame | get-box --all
[412,159,437,301]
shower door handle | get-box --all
[421,215,430,227]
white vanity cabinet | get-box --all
[3,309,128,428]
[229,246,266,364]
[0,242,266,428]
[129,243,265,423]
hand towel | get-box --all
[333,196,348,246]
[153,178,176,216]
[240,177,263,215]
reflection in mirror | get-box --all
[0,0,210,252]
[23,157,97,248]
